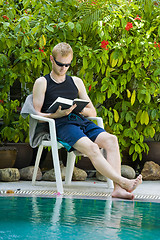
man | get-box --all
[33,42,142,199]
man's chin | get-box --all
[59,71,67,76]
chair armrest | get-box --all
[30,114,58,143]
[30,114,55,124]
[87,117,104,129]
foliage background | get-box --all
[0,0,160,161]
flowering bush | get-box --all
[125,22,133,31]
[100,40,109,50]
[0,0,160,161]
[0,93,29,143]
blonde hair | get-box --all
[52,42,73,58]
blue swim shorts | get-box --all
[55,113,105,152]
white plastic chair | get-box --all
[30,114,114,194]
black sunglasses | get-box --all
[54,58,72,67]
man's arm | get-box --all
[33,77,76,118]
[72,76,97,117]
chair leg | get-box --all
[65,151,76,185]
[32,145,43,185]
[107,178,114,189]
[51,146,64,194]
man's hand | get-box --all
[51,104,77,118]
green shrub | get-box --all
[0,0,160,161]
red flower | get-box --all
[101,40,109,50]
[89,85,92,91]
[125,22,133,31]
[2,15,9,20]
[0,100,4,104]
[39,48,44,52]
[154,42,160,50]
[154,1,159,6]
[39,48,46,56]
[134,15,141,21]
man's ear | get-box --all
[50,55,53,62]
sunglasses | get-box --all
[54,58,72,67]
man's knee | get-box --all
[87,142,100,158]
[110,134,118,143]
[102,133,119,149]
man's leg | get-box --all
[73,136,142,199]
[94,132,136,198]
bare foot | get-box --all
[121,174,142,193]
[112,187,134,200]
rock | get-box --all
[42,164,66,181]
[96,171,108,182]
[72,167,87,181]
[141,161,160,180]
[0,168,20,182]
[42,164,87,181]
[121,165,136,179]
[19,166,42,181]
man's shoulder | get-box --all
[71,76,83,83]
[71,76,85,91]
[35,76,47,84]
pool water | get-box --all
[0,196,160,240]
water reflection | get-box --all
[0,196,160,240]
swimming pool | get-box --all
[0,196,159,240]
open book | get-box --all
[46,97,89,113]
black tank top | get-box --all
[41,74,78,112]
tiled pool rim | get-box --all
[1,189,160,203]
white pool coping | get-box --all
[0,179,160,202]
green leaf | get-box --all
[68,22,74,30]
[43,64,50,75]
[121,18,126,28]
[131,90,136,105]
[158,25,160,37]
[113,109,119,122]
[123,63,130,70]
[136,110,142,123]
[144,93,151,104]
[129,145,134,155]
[153,69,160,77]
[126,89,131,98]
[135,144,141,153]
[140,111,149,125]
[76,22,81,33]
[46,25,54,32]
[0,54,9,66]
[32,25,39,34]
[110,51,118,67]
[135,57,142,64]
[83,57,88,69]
[39,35,45,48]
[117,54,123,67]
[151,109,157,120]
[143,57,149,68]
[132,152,138,161]
[101,64,106,74]
[126,112,132,122]
[23,35,29,46]
[108,111,113,126]
[0,105,4,118]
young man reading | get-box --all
[33,42,142,200]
